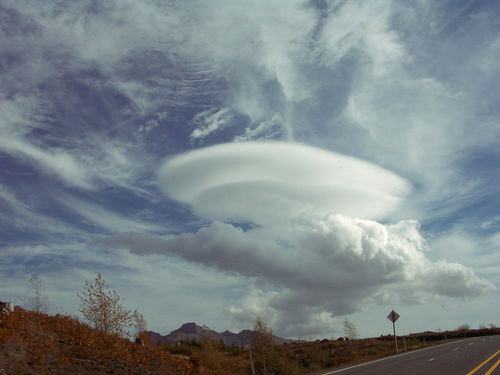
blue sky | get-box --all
[0,0,499,338]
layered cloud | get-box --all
[107,142,495,337]
[158,142,410,225]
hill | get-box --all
[0,308,190,374]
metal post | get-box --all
[393,321,399,355]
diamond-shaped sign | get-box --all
[387,310,400,323]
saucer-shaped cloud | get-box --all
[158,142,410,224]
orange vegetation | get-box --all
[0,308,190,374]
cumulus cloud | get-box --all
[158,142,410,225]
[106,215,495,337]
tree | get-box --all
[78,273,132,336]
[131,309,147,337]
[251,317,274,375]
[200,324,217,349]
[26,273,49,313]
[343,318,359,340]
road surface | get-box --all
[320,335,500,375]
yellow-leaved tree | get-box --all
[78,273,132,336]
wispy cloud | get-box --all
[0,137,93,189]
[59,195,166,234]
[0,185,79,237]
[190,108,234,142]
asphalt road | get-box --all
[321,335,500,375]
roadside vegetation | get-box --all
[2,306,498,374]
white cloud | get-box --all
[0,137,93,189]
[158,142,410,225]
[190,108,233,142]
[423,261,494,298]
[429,228,500,286]
[234,114,289,142]
[106,215,495,337]
[315,0,406,74]
[59,195,165,234]
[0,95,152,195]
[0,185,78,236]
[0,97,92,189]
[84,138,153,198]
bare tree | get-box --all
[26,273,49,313]
[251,317,274,375]
[343,318,359,340]
[78,273,132,336]
[131,309,147,338]
[200,324,214,342]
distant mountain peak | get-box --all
[177,322,202,334]
[148,322,288,347]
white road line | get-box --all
[320,338,471,375]
[428,358,435,362]
[452,347,459,351]
[469,342,474,346]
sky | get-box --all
[0,0,499,339]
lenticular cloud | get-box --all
[158,142,410,225]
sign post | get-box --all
[387,310,400,355]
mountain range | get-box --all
[148,322,288,347]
